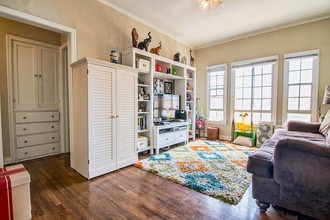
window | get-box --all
[283,50,319,123]
[232,56,278,124]
[207,64,227,123]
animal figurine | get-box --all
[131,28,139,48]
[190,50,195,66]
[173,52,180,62]
[181,56,187,64]
[138,32,152,51]
[150,41,162,55]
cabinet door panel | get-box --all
[38,47,59,108]
[89,65,116,176]
[13,41,38,109]
[116,69,138,168]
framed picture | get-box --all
[143,94,150,100]
[164,82,173,94]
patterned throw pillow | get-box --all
[233,135,253,147]
[320,110,330,137]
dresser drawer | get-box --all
[175,129,187,143]
[17,143,60,160]
[16,112,59,123]
[16,122,59,135]
[16,132,59,148]
[158,132,175,147]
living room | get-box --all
[0,0,330,219]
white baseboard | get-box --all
[4,157,12,165]
[219,135,231,141]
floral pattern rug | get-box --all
[134,140,256,205]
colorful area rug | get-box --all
[134,140,255,205]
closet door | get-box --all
[38,46,59,108]
[12,41,38,110]
[88,64,116,178]
[116,69,138,168]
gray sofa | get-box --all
[247,118,330,219]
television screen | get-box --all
[154,94,180,120]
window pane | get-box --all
[243,76,252,87]
[254,87,262,98]
[243,88,251,98]
[235,88,243,98]
[210,77,217,88]
[210,90,216,96]
[262,87,272,98]
[235,77,243,88]
[209,111,224,121]
[289,71,300,84]
[261,113,272,122]
[210,96,223,109]
[253,99,261,110]
[263,64,272,73]
[254,75,262,87]
[235,69,243,77]
[287,113,311,122]
[235,99,243,110]
[243,67,252,76]
[288,85,299,97]
[252,113,261,123]
[288,98,299,110]
[243,99,251,110]
[254,66,262,75]
[262,99,271,111]
[299,98,311,110]
[300,70,313,83]
[301,58,313,69]
[289,60,300,71]
[263,74,272,86]
[300,85,311,97]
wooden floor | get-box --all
[21,153,312,220]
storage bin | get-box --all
[138,136,148,149]
[0,164,31,220]
[136,59,150,72]
[207,127,219,141]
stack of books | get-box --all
[138,115,147,130]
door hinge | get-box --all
[87,69,89,74]
[88,160,90,164]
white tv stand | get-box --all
[153,122,188,154]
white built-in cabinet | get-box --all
[122,48,196,154]
[8,36,60,162]
[71,57,138,179]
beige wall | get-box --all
[195,18,330,138]
[0,17,62,158]
[0,0,192,159]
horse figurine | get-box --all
[138,32,152,51]
[150,42,162,55]
[131,28,139,48]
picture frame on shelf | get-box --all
[139,102,147,112]
[143,94,150,100]
[164,82,173,94]
[154,78,164,94]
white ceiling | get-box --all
[101,0,330,49]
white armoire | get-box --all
[71,57,138,179]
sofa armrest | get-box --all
[287,121,321,133]
[273,138,330,190]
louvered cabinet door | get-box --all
[88,64,116,178]
[116,69,138,168]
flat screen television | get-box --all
[153,94,180,120]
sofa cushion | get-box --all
[320,110,330,137]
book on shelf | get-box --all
[138,115,147,130]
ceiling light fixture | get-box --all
[197,0,223,11]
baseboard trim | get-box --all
[4,157,11,165]
[219,135,231,141]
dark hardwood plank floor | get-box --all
[20,153,312,220]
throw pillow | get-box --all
[319,110,330,137]
[233,135,253,147]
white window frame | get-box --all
[230,55,278,124]
[206,64,227,125]
[282,50,319,124]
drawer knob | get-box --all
[52,147,55,150]
[24,140,28,143]
[52,137,55,139]
[23,128,27,131]
[23,116,26,119]
[25,152,28,155]
[51,115,54,118]
[51,126,54,128]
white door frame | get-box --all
[0,5,77,164]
